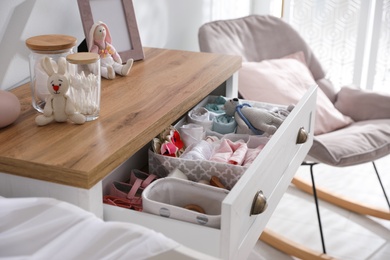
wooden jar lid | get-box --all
[66,53,100,64]
[25,34,77,51]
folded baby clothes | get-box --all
[214,95,228,105]
[205,96,226,113]
[242,144,265,166]
[205,103,225,115]
[205,135,220,143]
[228,141,248,165]
[187,107,212,130]
[179,123,205,147]
[180,140,214,161]
[212,114,237,134]
[210,139,248,165]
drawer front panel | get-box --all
[220,85,317,259]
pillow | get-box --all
[334,86,390,121]
[238,53,353,135]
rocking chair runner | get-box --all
[198,14,390,258]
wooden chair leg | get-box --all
[259,228,336,260]
[292,176,390,220]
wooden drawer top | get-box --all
[0,47,241,189]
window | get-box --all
[283,0,390,93]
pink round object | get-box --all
[0,90,21,128]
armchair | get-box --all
[199,14,390,259]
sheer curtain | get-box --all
[374,0,390,93]
[282,0,390,93]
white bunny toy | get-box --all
[35,57,86,126]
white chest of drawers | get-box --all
[0,47,316,259]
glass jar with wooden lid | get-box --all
[26,34,76,112]
[67,52,101,121]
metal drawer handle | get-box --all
[250,190,268,216]
[296,127,308,144]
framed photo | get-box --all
[77,0,144,61]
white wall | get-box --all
[0,0,214,91]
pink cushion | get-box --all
[238,53,353,135]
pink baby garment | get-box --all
[210,139,248,165]
[242,144,265,166]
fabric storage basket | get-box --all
[148,133,269,190]
[184,95,288,136]
[142,177,229,228]
[148,150,244,189]
[149,95,286,189]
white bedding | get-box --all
[0,197,179,260]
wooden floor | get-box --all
[249,155,390,260]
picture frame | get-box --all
[77,0,144,61]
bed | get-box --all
[0,196,217,260]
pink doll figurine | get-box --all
[88,21,133,79]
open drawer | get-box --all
[104,85,317,259]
